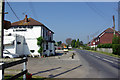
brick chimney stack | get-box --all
[25,15,28,22]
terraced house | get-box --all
[4,15,55,57]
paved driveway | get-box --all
[5,51,88,78]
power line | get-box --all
[28,2,38,20]
[6,0,20,21]
[86,2,112,24]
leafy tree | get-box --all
[66,38,72,46]
[112,35,120,44]
[57,41,62,46]
[37,36,44,56]
[112,35,120,55]
[79,41,83,46]
[37,36,44,46]
[75,39,80,48]
[71,40,76,48]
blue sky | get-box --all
[5,2,118,43]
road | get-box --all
[74,49,120,78]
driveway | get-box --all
[5,51,87,78]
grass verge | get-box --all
[4,74,62,80]
[87,50,119,58]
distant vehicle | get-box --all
[68,46,72,49]
[3,50,19,58]
[29,53,40,57]
[63,48,69,52]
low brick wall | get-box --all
[97,48,113,53]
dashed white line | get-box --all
[95,56,100,58]
[90,54,93,55]
[103,58,114,63]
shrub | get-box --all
[112,44,120,55]
[112,35,120,44]
[83,46,91,50]
[97,44,112,48]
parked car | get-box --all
[63,48,69,52]
[28,53,40,57]
[3,50,19,58]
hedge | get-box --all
[97,44,112,48]
[112,44,120,55]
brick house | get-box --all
[90,27,120,47]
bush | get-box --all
[83,46,91,50]
[112,44,120,55]
[112,35,120,44]
[97,44,112,48]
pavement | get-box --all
[4,51,84,78]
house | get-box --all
[89,27,120,47]
[4,15,55,57]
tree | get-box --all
[71,39,76,48]
[79,41,83,46]
[112,35,120,55]
[57,41,62,46]
[112,35,120,44]
[37,36,44,56]
[66,38,72,46]
[75,39,80,48]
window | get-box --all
[46,43,48,50]
[17,41,21,44]
[30,50,35,53]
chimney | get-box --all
[25,15,28,22]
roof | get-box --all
[11,18,44,26]
[98,28,120,38]
[11,17,54,34]
[4,20,11,29]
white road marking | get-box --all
[115,59,119,62]
[95,56,100,58]
[103,58,114,63]
[90,54,93,55]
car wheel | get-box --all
[5,56,10,58]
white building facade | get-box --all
[4,15,55,57]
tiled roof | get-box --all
[98,28,120,38]
[11,18,44,26]
[11,16,54,34]
[4,20,11,29]
[104,28,114,32]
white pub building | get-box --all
[4,15,55,57]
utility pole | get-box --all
[0,0,4,58]
[118,1,120,32]
[87,35,89,43]
[113,15,115,35]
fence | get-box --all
[97,48,113,53]
[0,57,28,80]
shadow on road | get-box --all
[32,67,62,76]
[48,65,82,78]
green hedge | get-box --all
[97,44,112,48]
[112,44,120,55]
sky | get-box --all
[5,2,118,44]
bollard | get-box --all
[72,53,75,59]
[72,55,74,59]
[0,63,4,80]
[23,57,27,80]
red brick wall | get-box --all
[100,32,120,44]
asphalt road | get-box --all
[74,49,120,78]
